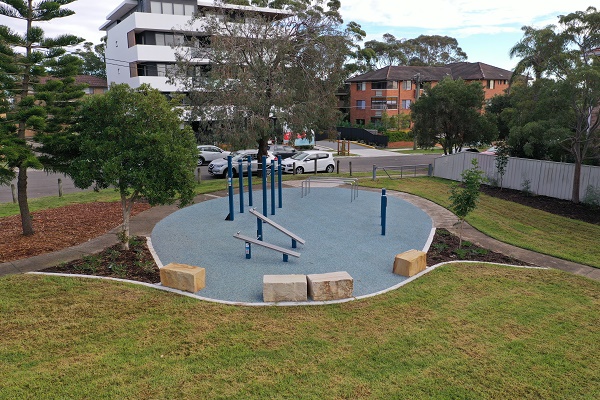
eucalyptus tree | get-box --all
[0,0,84,235]
[172,0,350,157]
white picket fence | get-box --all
[433,153,600,201]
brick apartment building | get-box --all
[346,62,513,125]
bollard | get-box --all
[11,183,17,203]
[336,160,340,175]
[381,188,387,235]
[372,164,377,180]
[227,156,234,221]
[58,178,63,198]
[428,163,433,177]
[238,159,244,214]
[196,167,201,183]
[349,161,353,177]
[247,155,253,206]
[271,159,275,215]
[293,162,296,175]
[314,157,317,175]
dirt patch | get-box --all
[387,141,416,149]
[481,186,599,225]
[0,202,150,263]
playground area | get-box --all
[151,183,434,304]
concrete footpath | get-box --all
[1,187,599,282]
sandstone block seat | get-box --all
[160,263,206,293]
[307,271,353,301]
[393,250,426,277]
[263,274,308,302]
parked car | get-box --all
[208,149,275,177]
[280,150,335,174]
[268,144,298,160]
[481,146,498,155]
[197,145,230,166]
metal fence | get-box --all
[433,153,600,201]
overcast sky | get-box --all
[0,1,595,71]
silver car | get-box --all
[197,145,230,166]
[208,149,276,177]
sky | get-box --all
[0,1,596,71]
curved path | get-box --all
[1,185,599,284]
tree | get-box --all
[403,35,467,66]
[172,0,349,158]
[494,141,510,189]
[509,25,563,82]
[449,158,485,248]
[74,39,106,78]
[411,78,498,154]
[67,84,198,250]
[0,0,84,236]
[509,7,600,202]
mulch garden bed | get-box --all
[1,183,595,284]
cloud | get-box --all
[340,0,594,35]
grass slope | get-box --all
[1,264,598,399]
[362,178,600,268]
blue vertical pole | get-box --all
[381,188,387,235]
[262,156,267,216]
[271,159,275,215]
[238,159,244,214]
[227,156,234,221]
[245,241,251,259]
[278,157,283,209]
[247,155,253,206]
[257,216,263,241]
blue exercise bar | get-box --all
[271,159,275,215]
[278,157,283,209]
[238,159,244,214]
[227,155,234,221]
[381,188,387,235]
[247,155,253,207]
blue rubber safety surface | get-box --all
[151,187,433,303]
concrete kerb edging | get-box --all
[28,261,549,307]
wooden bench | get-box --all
[233,232,300,262]
[249,208,305,248]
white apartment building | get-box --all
[101,0,289,93]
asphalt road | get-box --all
[1,152,439,204]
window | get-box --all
[371,117,382,124]
[402,80,412,90]
[372,81,398,90]
[356,82,366,91]
[356,100,366,110]
[174,3,184,15]
[401,99,411,109]
[184,4,196,15]
[355,119,365,125]
[371,97,398,110]
[487,80,495,89]
[150,1,161,13]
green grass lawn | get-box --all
[361,177,600,268]
[1,264,598,399]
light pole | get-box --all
[412,73,422,150]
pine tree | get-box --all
[0,0,84,235]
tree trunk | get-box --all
[572,159,582,204]
[17,165,34,236]
[120,192,131,251]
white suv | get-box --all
[281,150,335,174]
[208,149,276,177]
[197,145,230,166]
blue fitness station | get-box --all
[151,156,433,304]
